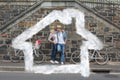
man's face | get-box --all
[57,25,62,32]
[57,28,61,32]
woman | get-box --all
[48,29,59,64]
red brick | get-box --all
[113,17,120,20]
[115,41,120,47]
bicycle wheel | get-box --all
[10,50,23,63]
[70,50,80,64]
[95,51,109,65]
[34,50,45,64]
[10,56,20,63]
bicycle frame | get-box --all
[89,50,104,60]
[11,44,40,58]
[14,49,22,56]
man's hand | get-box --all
[64,41,66,45]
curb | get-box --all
[0,66,24,71]
[0,66,120,74]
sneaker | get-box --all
[61,62,64,65]
[50,60,55,64]
[54,60,59,64]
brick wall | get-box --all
[0,4,33,28]
[0,6,120,62]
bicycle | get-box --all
[107,46,120,62]
[9,40,45,64]
[70,49,109,65]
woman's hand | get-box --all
[53,41,56,44]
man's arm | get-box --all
[63,31,67,44]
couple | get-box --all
[48,24,67,65]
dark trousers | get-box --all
[51,44,57,61]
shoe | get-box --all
[54,60,59,64]
[50,60,55,64]
[61,62,64,65]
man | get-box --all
[56,24,67,64]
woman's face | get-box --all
[50,30,55,34]
[51,31,55,34]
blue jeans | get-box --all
[51,44,57,61]
[57,43,65,62]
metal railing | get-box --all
[0,0,38,32]
[79,0,120,3]
[76,0,120,29]
[0,0,38,2]
[79,0,120,8]
[78,0,120,28]
[0,0,43,33]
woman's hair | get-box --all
[50,29,55,33]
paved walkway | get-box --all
[0,60,120,73]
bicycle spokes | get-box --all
[34,50,44,64]
[71,50,81,64]
[95,52,108,65]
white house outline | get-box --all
[12,8,103,77]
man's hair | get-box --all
[56,25,62,29]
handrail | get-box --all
[0,0,37,2]
[79,0,120,4]
[79,0,120,9]
[0,0,43,33]
[76,0,120,30]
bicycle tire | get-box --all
[70,50,81,64]
[10,50,24,63]
[34,50,45,64]
[95,51,109,65]
[10,56,20,63]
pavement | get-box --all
[0,60,120,73]
[0,72,120,80]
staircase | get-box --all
[79,0,120,28]
[0,0,39,33]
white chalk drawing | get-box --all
[12,8,103,77]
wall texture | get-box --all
[0,1,120,62]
